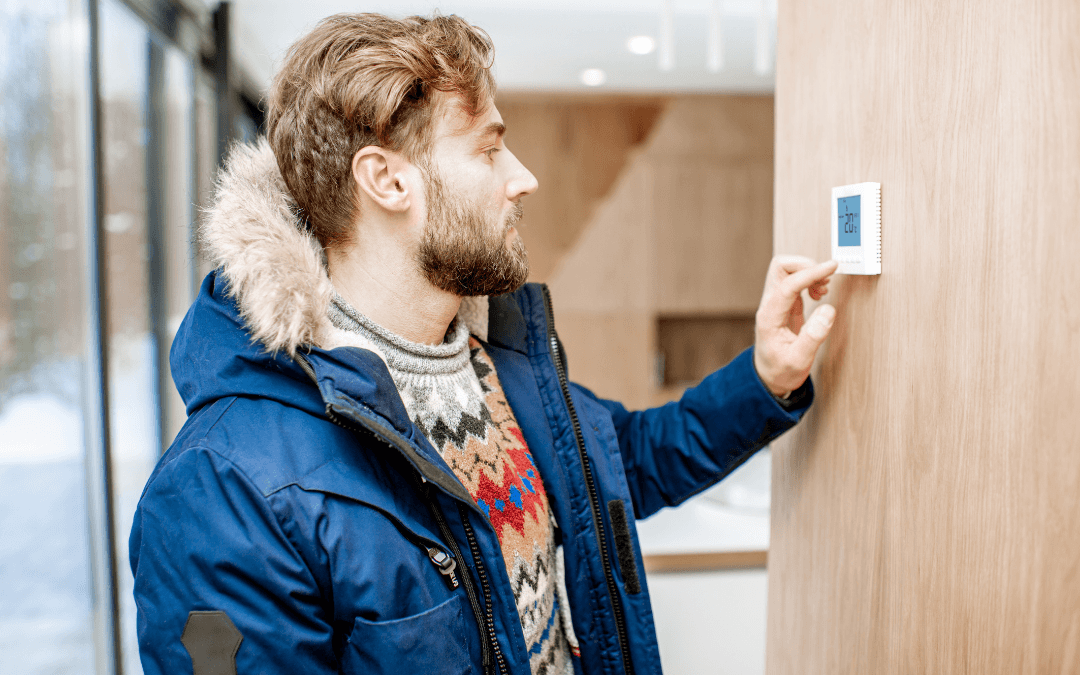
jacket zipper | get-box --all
[540,284,635,674]
[459,503,509,675]
[426,547,459,589]
[420,476,502,675]
[294,353,503,675]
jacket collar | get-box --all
[183,138,546,511]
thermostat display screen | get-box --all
[831,181,879,275]
[838,195,861,247]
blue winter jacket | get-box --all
[129,141,813,675]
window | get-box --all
[0,0,97,670]
[0,0,223,671]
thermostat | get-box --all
[831,182,881,275]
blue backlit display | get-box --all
[838,195,861,247]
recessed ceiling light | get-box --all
[627,35,656,55]
[580,68,606,87]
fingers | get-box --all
[791,303,836,364]
[808,278,831,301]
[770,255,818,276]
[758,256,838,339]
[758,259,838,330]
[764,256,814,293]
[779,260,839,300]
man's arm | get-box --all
[578,347,809,519]
[130,446,336,674]
[583,256,838,520]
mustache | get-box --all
[504,202,524,229]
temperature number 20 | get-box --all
[842,212,858,234]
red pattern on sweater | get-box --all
[472,443,548,540]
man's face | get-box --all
[414,97,538,297]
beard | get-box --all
[415,166,530,298]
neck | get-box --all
[327,239,461,346]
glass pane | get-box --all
[193,68,216,281]
[162,45,195,446]
[0,0,97,672]
[99,1,156,672]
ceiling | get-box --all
[230,0,778,95]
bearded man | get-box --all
[130,12,838,675]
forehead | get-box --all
[431,94,503,145]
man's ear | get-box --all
[351,146,414,213]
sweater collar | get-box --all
[328,292,472,375]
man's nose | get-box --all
[505,149,539,200]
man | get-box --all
[130,12,838,675]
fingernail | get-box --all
[820,304,836,325]
[807,306,835,340]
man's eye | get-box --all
[485,147,500,159]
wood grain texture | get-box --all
[544,96,774,407]
[546,159,656,315]
[550,311,655,411]
[644,550,768,574]
[495,94,664,282]
[649,96,774,314]
[654,160,773,313]
[768,1,1080,674]
[657,314,757,386]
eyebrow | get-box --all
[481,122,506,141]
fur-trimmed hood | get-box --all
[198,138,487,357]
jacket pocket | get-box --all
[339,593,473,675]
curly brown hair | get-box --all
[265,13,496,249]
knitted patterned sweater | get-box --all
[328,294,576,675]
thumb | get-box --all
[793,304,836,363]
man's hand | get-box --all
[753,256,839,398]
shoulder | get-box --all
[144,391,431,530]
[132,394,425,585]
[152,395,365,502]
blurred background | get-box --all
[0,0,779,672]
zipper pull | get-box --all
[428,547,459,589]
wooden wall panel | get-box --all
[544,96,774,408]
[545,160,655,314]
[654,160,772,314]
[644,95,773,162]
[549,311,655,411]
[496,94,664,282]
[657,315,757,387]
[768,1,1080,674]
[650,96,773,314]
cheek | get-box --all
[445,168,499,203]
[481,179,503,207]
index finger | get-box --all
[775,260,840,302]
[768,255,817,279]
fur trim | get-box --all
[199,139,488,356]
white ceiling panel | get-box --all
[232,0,777,94]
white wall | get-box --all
[637,451,771,675]
[647,569,768,675]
